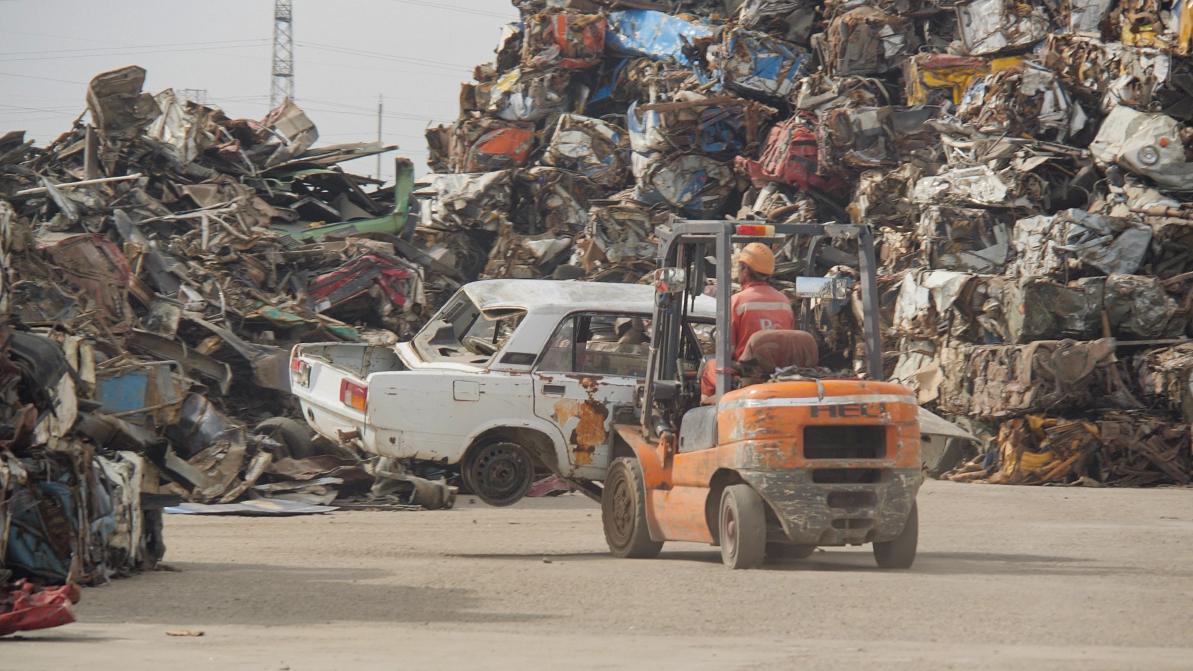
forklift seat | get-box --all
[739,329,819,377]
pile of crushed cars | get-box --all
[5,0,1193,624]
[0,65,455,630]
[417,0,1192,487]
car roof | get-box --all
[463,279,716,318]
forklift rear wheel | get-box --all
[720,485,766,569]
[602,458,663,559]
[767,543,816,562]
[873,502,918,569]
[463,441,533,507]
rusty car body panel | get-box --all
[290,279,713,499]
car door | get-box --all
[532,312,649,479]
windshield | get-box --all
[412,291,525,365]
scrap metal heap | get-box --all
[1,66,448,621]
[415,0,1193,486]
[4,3,1193,615]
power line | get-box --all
[298,57,475,82]
[178,88,209,105]
[303,106,437,123]
[213,95,272,102]
[299,98,389,113]
[0,44,267,64]
[299,97,455,121]
[0,38,268,57]
[301,40,474,69]
[319,131,426,141]
[0,94,89,103]
[386,0,513,19]
[0,102,80,114]
[0,71,88,85]
[0,28,119,45]
[297,41,474,73]
[298,102,436,123]
[0,46,265,64]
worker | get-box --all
[728,243,796,358]
[700,243,796,404]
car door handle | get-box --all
[542,384,566,396]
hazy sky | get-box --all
[0,0,520,180]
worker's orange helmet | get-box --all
[739,242,775,276]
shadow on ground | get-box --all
[448,548,1139,577]
[73,563,549,627]
[655,548,1132,576]
[447,552,611,562]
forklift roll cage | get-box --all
[642,220,884,435]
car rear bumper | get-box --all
[737,468,922,546]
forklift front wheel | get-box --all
[873,502,918,569]
[602,458,663,559]
[720,485,767,570]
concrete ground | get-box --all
[3,480,1192,670]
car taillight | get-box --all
[291,356,311,387]
[735,223,775,237]
[340,379,368,412]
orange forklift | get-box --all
[600,220,922,569]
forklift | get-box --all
[601,220,922,569]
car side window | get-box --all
[537,313,650,379]
[538,318,575,372]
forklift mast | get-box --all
[642,220,884,434]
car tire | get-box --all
[462,440,533,507]
[255,417,316,460]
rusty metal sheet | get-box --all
[815,6,915,76]
[955,0,1051,56]
[36,233,135,334]
[542,114,629,189]
[938,339,1143,419]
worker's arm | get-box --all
[700,359,742,405]
[699,360,716,405]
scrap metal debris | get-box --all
[1,66,470,613]
[6,0,1193,615]
[0,580,81,636]
[405,0,1193,489]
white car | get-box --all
[290,279,715,505]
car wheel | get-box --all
[463,441,533,507]
[255,417,315,460]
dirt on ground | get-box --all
[3,480,1192,670]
